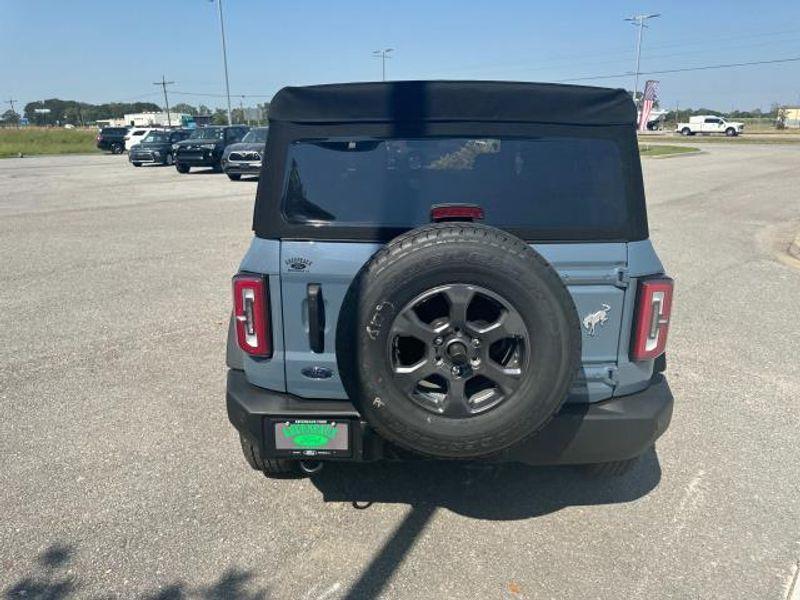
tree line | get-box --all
[1,99,269,127]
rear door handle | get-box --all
[307,283,325,353]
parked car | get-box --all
[226,81,675,479]
[128,129,193,167]
[96,127,128,154]
[221,127,269,180]
[125,127,161,151]
[676,115,743,136]
[173,125,249,173]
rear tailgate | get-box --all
[279,240,627,403]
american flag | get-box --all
[638,80,659,132]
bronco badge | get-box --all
[583,303,611,336]
[285,257,312,272]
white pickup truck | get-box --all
[676,115,743,137]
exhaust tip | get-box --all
[299,460,324,475]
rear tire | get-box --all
[132,162,142,167]
[227,173,242,181]
[239,435,300,478]
[680,127,691,136]
[175,163,190,174]
[110,142,124,154]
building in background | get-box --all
[123,111,190,127]
[782,107,800,128]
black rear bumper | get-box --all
[226,370,673,465]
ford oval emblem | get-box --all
[301,366,333,379]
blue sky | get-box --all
[2,0,800,112]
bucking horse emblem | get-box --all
[583,304,611,336]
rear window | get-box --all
[282,137,628,233]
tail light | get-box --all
[631,277,673,361]
[232,274,271,357]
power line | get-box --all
[153,76,175,126]
[558,55,800,83]
[170,90,269,98]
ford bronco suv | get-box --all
[226,81,674,478]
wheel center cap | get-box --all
[446,341,469,364]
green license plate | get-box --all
[272,419,350,457]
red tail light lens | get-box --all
[431,204,485,222]
[631,277,673,361]
[232,274,271,357]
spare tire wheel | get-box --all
[337,223,581,458]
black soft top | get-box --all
[255,81,647,243]
[269,80,635,126]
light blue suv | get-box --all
[226,81,674,478]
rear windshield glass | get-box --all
[282,137,628,232]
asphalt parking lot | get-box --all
[2,147,800,599]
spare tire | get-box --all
[337,223,581,458]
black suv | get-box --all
[96,127,128,154]
[128,129,193,167]
[173,125,249,173]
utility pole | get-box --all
[153,75,175,126]
[211,0,233,125]
[239,96,245,125]
[5,98,19,127]
[624,13,660,107]
[372,48,394,81]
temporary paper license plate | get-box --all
[272,419,350,457]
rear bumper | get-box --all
[226,370,673,466]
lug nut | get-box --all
[433,336,443,346]
[471,338,481,347]
[451,366,460,376]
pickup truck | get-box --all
[676,115,743,137]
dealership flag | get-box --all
[638,80,659,131]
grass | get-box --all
[639,144,700,157]
[0,127,100,158]
[654,134,800,145]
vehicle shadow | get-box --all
[309,447,661,520]
[310,449,660,599]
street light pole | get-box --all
[372,48,394,81]
[212,0,233,124]
[624,13,660,107]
